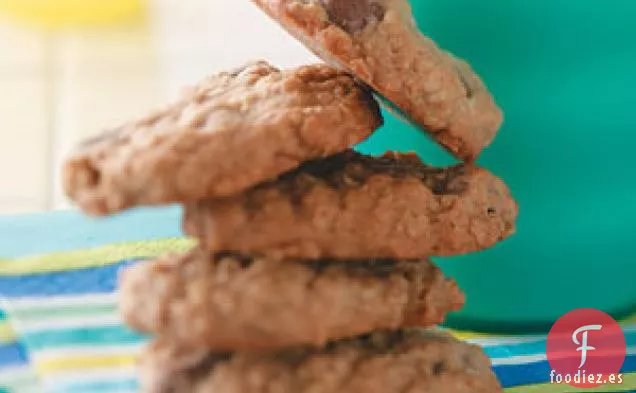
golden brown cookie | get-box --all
[62,61,382,215]
[119,250,464,351]
[184,151,518,259]
[252,0,503,161]
[139,329,503,393]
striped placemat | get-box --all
[0,238,634,393]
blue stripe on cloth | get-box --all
[0,207,182,259]
[627,332,636,347]
[621,355,636,373]
[484,331,636,359]
[493,360,552,387]
[0,343,29,368]
[0,260,141,298]
[23,326,148,350]
[0,310,7,322]
[51,378,138,393]
[492,355,636,387]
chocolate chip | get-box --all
[458,71,474,99]
[428,166,469,195]
[77,163,101,188]
[304,258,396,278]
[432,181,446,195]
[186,353,232,381]
[432,361,446,375]
[321,0,385,34]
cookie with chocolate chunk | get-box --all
[140,329,503,393]
[62,61,382,215]
[184,150,518,259]
[119,250,464,351]
[252,0,503,161]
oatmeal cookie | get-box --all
[119,250,464,351]
[184,151,518,259]
[252,0,503,160]
[139,329,503,393]
[63,61,382,215]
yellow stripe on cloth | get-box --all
[0,238,195,276]
[449,314,635,341]
[448,329,537,341]
[35,355,137,375]
[0,321,17,343]
[506,373,635,392]
[622,314,636,324]
[450,330,500,341]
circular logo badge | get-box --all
[546,308,626,388]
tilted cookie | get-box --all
[140,329,503,393]
[62,61,383,215]
[252,0,503,161]
[119,250,464,351]
[184,151,518,259]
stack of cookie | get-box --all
[62,1,518,392]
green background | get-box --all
[356,0,636,332]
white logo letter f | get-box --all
[573,324,602,369]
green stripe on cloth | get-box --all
[506,373,636,392]
[0,373,41,393]
[0,386,40,393]
[10,303,116,320]
[24,326,147,350]
[0,238,195,276]
[0,362,41,393]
